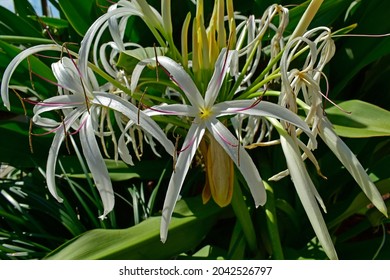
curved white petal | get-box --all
[52,58,85,94]
[204,48,238,107]
[78,7,142,80]
[1,44,62,110]
[32,94,85,128]
[206,118,266,207]
[79,110,115,218]
[118,120,136,165]
[46,107,85,203]
[92,93,175,156]
[160,122,206,242]
[157,56,203,108]
[133,56,204,108]
[319,118,388,217]
[278,128,338,260]
[32,95,85,122]
[130,60,149,93]
[53,57,100,94]
[107,4,126,52]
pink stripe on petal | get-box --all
[148,106,179,115]
[177,135,196,153]
[25,98,84,107]
[214,128,239,148]
[229,98,262,113]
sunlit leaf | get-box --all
[58,0,96,36]
[325,100,390,138]
[44,196,223,259]
[0,5,42,37]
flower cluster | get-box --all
[1,0,387,260]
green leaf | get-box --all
[58,0,96,36]
[44,196,223,259]
[13,0,38,18]
[328,178,390,229]
[287,0,353,36]
[231,176,259,256]
[0,35,53,45]
[330,0,390,96]
[325,100,390,138]
[0,5,42,37]
[29,16,69,30]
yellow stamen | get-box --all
[199,107,213,120]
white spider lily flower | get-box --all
[31,57,174,219]
[131,48,315,242]
[279,29,387,218]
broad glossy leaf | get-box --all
[29,16,69,30]
[58,0,96,36]
[325,100,390,138]
[44,196,223,259]
[13,0,37,18]
[0,5,42,37]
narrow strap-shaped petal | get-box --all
[145,56,204,108]
[1,44,62,110]
[270,118,338,260]
[79,110,115,219]
[215,99,315,143]
[46,107,85,204]
[319,118,388,217]
[107,4,126,52]
[149,104,197,117]
[33,95,85,118]
[204,48,238,108]
[118,119,136,166]
[32,95,86,128]
[160,122,206,242]
[78,7,142,80]
[206,118,266,207]
[92,93,175,156]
